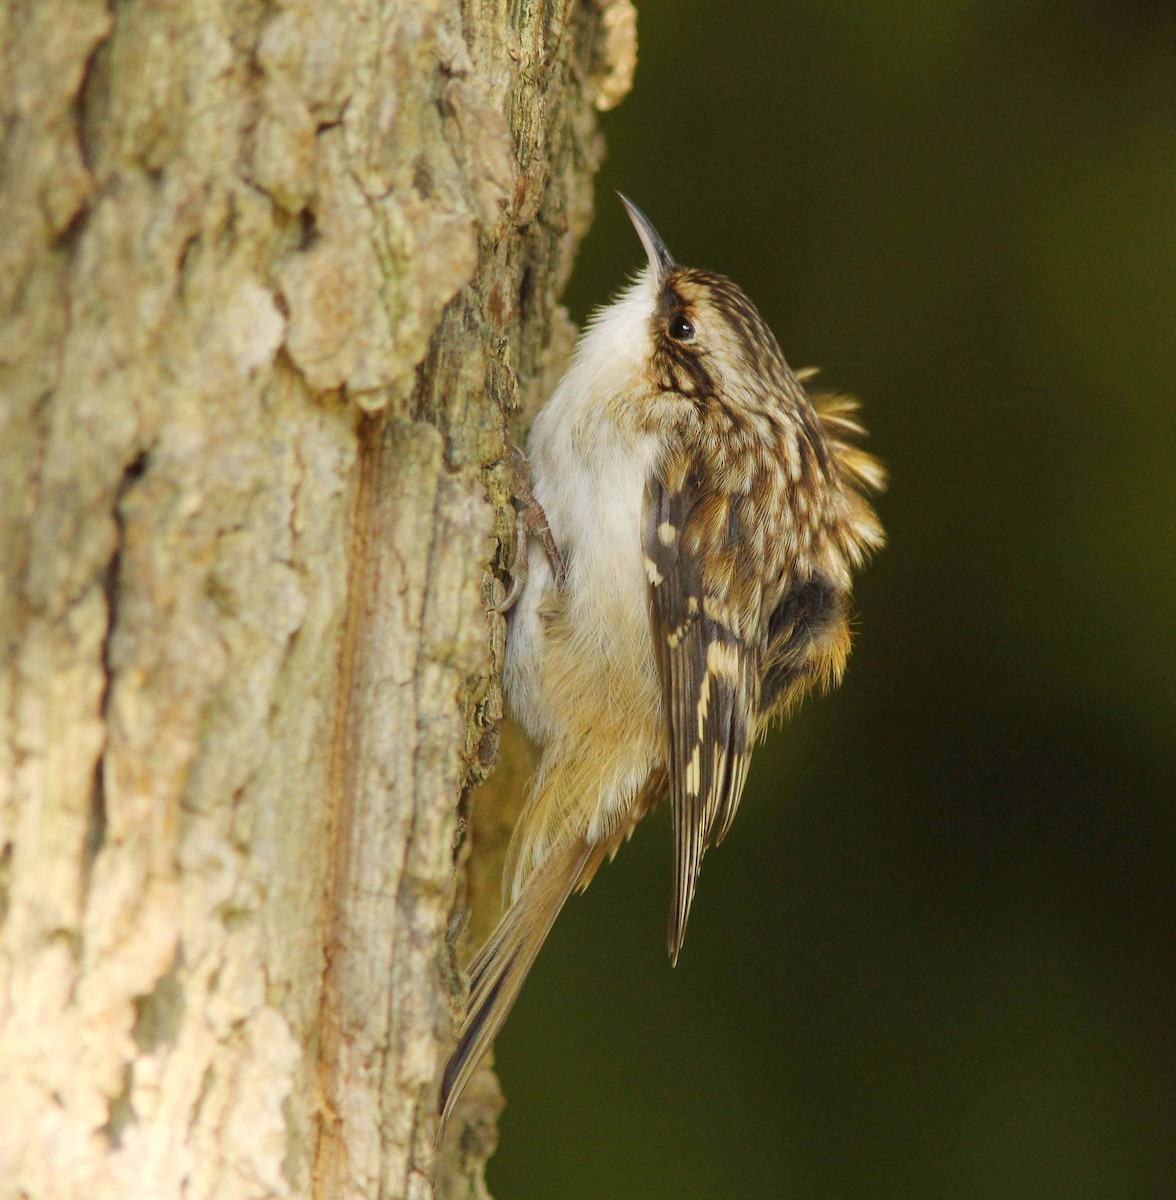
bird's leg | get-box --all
[492,438,564,614]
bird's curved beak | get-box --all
[618,193,676,283]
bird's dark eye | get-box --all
[668,314,695,341]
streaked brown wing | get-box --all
[643,456,760,963]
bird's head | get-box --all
[591,194,798,408]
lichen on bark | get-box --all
[0,1,635,1198]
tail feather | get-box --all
[439,837,591,1130]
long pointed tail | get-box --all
[439,837,591,1130]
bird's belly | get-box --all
[503,429,664,847]
[544,432,661,723]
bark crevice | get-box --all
[86,449,149,895]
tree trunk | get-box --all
[0,1,634,1197]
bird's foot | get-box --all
[492,440,564,614]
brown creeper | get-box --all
[441,196,885,1125]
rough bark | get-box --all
[0,1,635,1197]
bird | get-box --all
[439,194,885,1127]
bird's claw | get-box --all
[490,508,530,614]
[491,443,564,615]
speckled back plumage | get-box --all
[639,264,885,955]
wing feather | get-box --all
[644,456,759,963]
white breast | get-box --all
[504,270,662,748]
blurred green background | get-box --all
[490,2,1175,1196]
